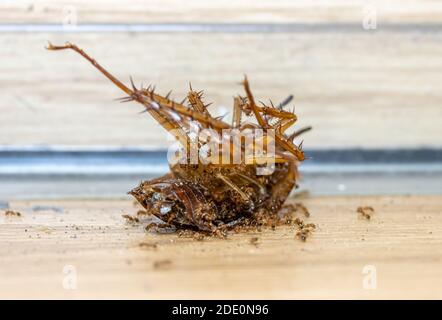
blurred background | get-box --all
[1,0,441,199]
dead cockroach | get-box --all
[47,42,311,236]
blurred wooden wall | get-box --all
[0,0,441,148]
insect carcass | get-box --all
[47,42,310,235]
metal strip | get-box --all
[0,148,441,199]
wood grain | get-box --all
[1,195,441,299]
[1,31,441,148]
[2,0,442,24]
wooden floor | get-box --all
[1,195,441,299]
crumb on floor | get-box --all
[4,210,22,217]
[357,206,375,220]
[153,259,172,270]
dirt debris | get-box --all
[153,259,172,270]
[357,206,375,220]
[139,242,158,250]
[4,210,22,217]
[125,202,314,241]
[278,203,310,218]
[177,229,206,241]
[136,210,150,217]
[294,217,316,242]
[250,237,259,247]
[122,214,140,224]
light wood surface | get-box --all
[2,0,442,23]
[1,195,441,299]
[1,31,441,148]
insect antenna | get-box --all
[278,95,294,109]
[115,96,135,103]
[298,140,304,151]
[289,126,312,141]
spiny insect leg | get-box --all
[256,103,297,120]
[274,134,305,161]
[231,96,244,128]
[46,42,189,147]
[278,118,297,134]
[240,77,303,160]
[242,76,268,128]
[187,88,211,128]
[140,87,220,130]
[140,91,231,132]
[46,41,132,95]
